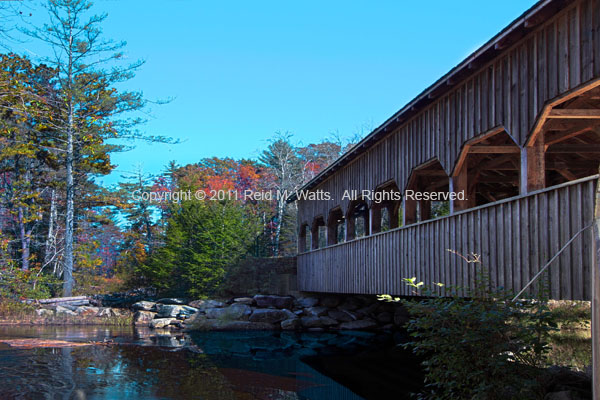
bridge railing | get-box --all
[297,175,598,300]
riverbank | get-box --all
[1,294,592,373]
[132,294,410,332]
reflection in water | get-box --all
[0,326,422,399]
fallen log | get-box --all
[23,296,89,305]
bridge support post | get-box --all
[451,162,475,212]
[345,217,354,241]
[593,172,600,400]
[370,207,381,234]
[522,134,545,194]
[403,195,417,225]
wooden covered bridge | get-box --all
[292,0,600,301]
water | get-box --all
[0,326,423,399]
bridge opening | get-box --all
[371,182,402,233]
[404,160,449,224]
[311,216,326,249]
[298,223,310,253]
[327,207,345,245]
[346,199,369,240]
[528,83,600,190]
[453,129,521,210]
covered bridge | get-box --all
[293,0,600,300]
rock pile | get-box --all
[134,294,410,332]
[34,303,131,319]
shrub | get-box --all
[0,267,62,301]
[380,252,556,400]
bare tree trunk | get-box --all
[273,198,285,257]
[63,117,74,296]
[45,189,57,267]
[62,26,75,297]
[18,206,30,271]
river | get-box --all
[0,325,423,399]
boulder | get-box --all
[305,306,328,317]
[249,309,290,324]
[132,301,156,311]
[133,310,156,326]
[55,305,77,316]
[356,303,380,317]
[233,297,255,305]
[318,316,338,327]
[205,304,252,320]
[186,318,273,331]
[300,316,322,328]
[296,297,319,308]
[35,309,54,317]
[156,298,187,305]
[339,319,377,330]
[217,321,274,331]
[75,306,100,317]
[338,297,362,311]
[98,307,117,318]
[150,318,177,329]
[376,312,392,323]
[253,295,293,309]
[320,297,341,308]
[156,304,198,318]
[280,318,300,330]
[188,299,225,309]
[327,310,356,322]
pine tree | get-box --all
[23,0,173,295]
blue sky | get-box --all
[16,0,537,186]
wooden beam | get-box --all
[478,176,520,184]
[556,169,578,181]
[593,171,600,400]
[478,154,520,171]
[403,195,417,225]
[545,126,592,146]
[416,170,449,177]
[469,145,521,154]
[548,109,600,119]
[547,144,600,153]
[425,180,451,191]
[452,162,475,211]
[546,160,600,170]
[527,133,546,192]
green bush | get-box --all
[0,267,62,300]
[381,253,556,400]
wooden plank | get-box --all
[569,6,581,88]
[546,144,600,153]
[469,145,521,153]
[573,183,584,300]
[526,130,546,191]
[592,171,599,400]
[548,109,600,118]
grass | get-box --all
[545,300,592,372]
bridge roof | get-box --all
[289,0,569,202]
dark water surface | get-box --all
[0,326,423,400]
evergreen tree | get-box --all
[24,0,172,295]
[140,199,260,298]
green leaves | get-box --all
[390,255,555,399]
[139,198,261,298]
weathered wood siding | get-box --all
[298,176,597,300]
[298,0,600,224]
